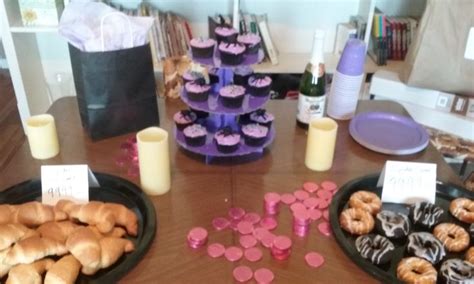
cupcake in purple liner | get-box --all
[183,124,207,147]
[219,85,246,109]
[183,70,204,84]
[241,123,269,146]
[218,42,246,66]
[248,74,272,97]
[190,37,216,58]
[185,78,211,102]
[174,110,197,131]
[214,127,241,153]
[233,66,254,88]
[250,109,274,128]
[237,33,261,54]
[215,26,238,43]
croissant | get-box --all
[88,226,126,239]
[6,258,54,284]
[105,203,138,236]
[4,236,68,265]
[0,223,38,250]
[0,248,12,278]
[44,255,81,284]
[37,221,80,244]
[54,200,77,216]
[3,202,67,227]
[68,201,115,233]
[0,205,16,225]
[65,227,101,273]
[82,237,135,275]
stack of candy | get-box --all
[270,235,293,260]
[187,227,208,249]
[263,192,281,215]
[115,136,140,177]
[292,209,311,237]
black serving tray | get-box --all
[0,172,157,283]
[329,173,474,284]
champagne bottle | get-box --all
[296,30,327,129]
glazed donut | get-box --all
[348,190,381,215]
[396,257,437,284]
[467,247,474,265]
[375,210,411,239]
[407,232,446,264]
[355,234,395,265]
[440,259,474,284]
[450,198,474,224]
[409,202,444,228]
[339,208,375,235]
[433,223,470,252]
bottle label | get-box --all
[297,93,327,124]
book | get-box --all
[256,14,278,65]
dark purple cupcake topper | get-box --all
[219,126,235,136]
[251,74,267,84]
[254,109,267,118]
[181,110,194,120]
[194,78,207,86]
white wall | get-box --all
[0,14,8,68]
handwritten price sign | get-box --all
[41,165,89,205]
[379,161,437,204]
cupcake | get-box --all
[218,42,246,66]
[214,127,241,153]
[249,109,274,128]
[215,26,238,43]
[173,110,197,131]
[190,37,216,58]
[248,74,272,97]
[219,85,246,109]
[237,33,261,54]
[233,66,253,87]
[182,70,204,84]
[185,79,211,102]
[183,124,207,147]
[241,123,269,146]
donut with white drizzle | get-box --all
[355,234,395,265]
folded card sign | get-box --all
[378,161,437,204]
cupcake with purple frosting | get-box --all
[237,33,261,54]
[250,109,274,128]
[241,123,269,146]
[183,124,207,147]
[214,127,241,153]
[173,110,197,131]
[218,42,246,65]
[248,74,272,97]
[215,26,238,43]
[190,37,216,58]
[219,85,246,109]
[185,79,211,102]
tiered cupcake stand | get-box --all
[174,48,275,164]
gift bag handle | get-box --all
[100,12,134,51]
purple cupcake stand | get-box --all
[175,47,274,164]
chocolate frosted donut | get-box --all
[407,232,446,264]
[409,202,444,228]
[440,259,474,284]
[355,234,395,265]
[376,210,411,239]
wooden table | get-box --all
[0,97,462,283]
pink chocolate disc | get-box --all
[308,208,323,221]
[290,202,307,214]
[243,212,261,224]
[244,247,263,262]
[260,232,276,248]
[188,227,208,242]
[212,217,230,231]
[260,217,278,231]
[237,221,254,235]
[293,190,310,201]
[323,209,330,221]
[318,221,332,237]
[317,189,333,200]
[305,252,325,268]
[253,227,270,241]
[254,268,275,284]
[225,246,243,262]
[239,235,258,248]
[233,265,253,283]
[280,193,296,205]
[317,198,329,209]
[272,235,292,251]
[207,243,225,258]
[303,182,319,193]
[321,180,337,191]
[303,197,319,209]
[264,192,281,205]
[229,207,246,220]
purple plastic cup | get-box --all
[336,39,366,76]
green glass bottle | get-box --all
[296,30,327,129]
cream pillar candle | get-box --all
[137,127,171,195]
[26,114,60,160]
[305,117,338,171]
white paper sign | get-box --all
[378,161,437,204]
[464,27,474,60]
[41,165,94,205]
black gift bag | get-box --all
[69,43,159,140]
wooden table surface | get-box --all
[0,97,462,283]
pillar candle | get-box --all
[26,114,60,160]
[305,117,338,171]
[136,127,171,195]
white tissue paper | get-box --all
[59,1,154,52]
